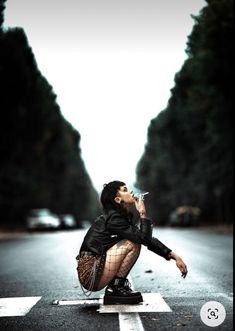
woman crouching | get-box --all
[76,180,188,305]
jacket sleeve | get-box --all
[106,213,172,260]
[147,237,172,260]
[106,213,153,246]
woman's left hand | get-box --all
[175,257,188,278]
[168,251,188,278]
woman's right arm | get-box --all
[135,198,172,260]
[106,213,150,244]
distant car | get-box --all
[59,214,77,229]
[26,209,60,231]
[169,206,201,227]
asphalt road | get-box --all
[0,227,233,331]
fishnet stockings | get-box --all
[97,240,141,290]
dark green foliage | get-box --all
[0,25,100,228]
[0,0,6,29]
[136,0,233,225]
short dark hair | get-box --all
[100,180,125,212]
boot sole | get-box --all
[103,294,143,305]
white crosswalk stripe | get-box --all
[54,291,172,331]
[0,296,41,317]
[97,293,172,313]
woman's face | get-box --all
[116,185,135,205]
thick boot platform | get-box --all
[103,293,143,305]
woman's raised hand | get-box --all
[134,194,147,218]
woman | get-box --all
[76,181,188,305]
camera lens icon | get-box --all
[200,301,226,327]
[208,308,218,319]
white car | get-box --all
[59,214,77,229]
[26,209,60,231]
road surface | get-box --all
[0,227,233,331]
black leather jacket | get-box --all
[79,210,172,260]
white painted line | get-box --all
[0,297,41,317]
[164,293,234,302]
[54,275,172,331]
[98,275,171,331]
[119,276,144,331]
[55,292,172,313]
[98,293,172,313]
[119,313,145,331]
[217,293,233,302]
[55,299,101,305]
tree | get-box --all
[136,0,233,225]
[0,5,100,228]
[0,0,6,29]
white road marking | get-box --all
[54,275,172,331]
[54,292,172,313]
[53,298,101,305]
[164,293,233,302]
[119,313,145,331]
[0,297,41,317]
[98,293,172,313]
[217,293,233,302]
[118,276,169,331]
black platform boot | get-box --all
[103,277,143,305]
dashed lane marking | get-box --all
[119,313,145,331]
[0,297,41,317]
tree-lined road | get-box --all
[0,227,233,331]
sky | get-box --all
[4,0,206,192]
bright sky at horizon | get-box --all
[4,0,205,192]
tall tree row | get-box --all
[136,0,233,225]
[0,0,100,228]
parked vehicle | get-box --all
[169,206,201,227]
[59,214,77,229]
[26,209,60,231]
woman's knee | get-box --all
[106,240,141,260]
[122,240,141,253]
